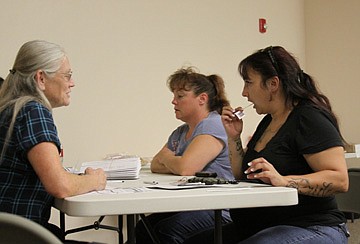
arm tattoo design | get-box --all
[229,149,233,162]
[287,178,334,197]
[234,138,245,157]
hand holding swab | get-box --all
[233,103,253,119]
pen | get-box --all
[143,181,158,185]
[177,182,205,186]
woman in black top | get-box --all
[184,46,349,243]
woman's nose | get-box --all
[242,87,247,97]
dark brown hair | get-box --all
[167,67,229,114]
[239,46,346,143]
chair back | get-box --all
[336,168,360,221]
[0,212,62,244]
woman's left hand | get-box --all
[244,157,287,186]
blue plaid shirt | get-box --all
[0,101,61,225]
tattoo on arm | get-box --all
[229,150,233,163]
[234,138,245,157]
[286,178,334,197]
[228,138,245,179]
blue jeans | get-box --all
[183,223,349,244]
[239,224,349,244]
[135,210,231,244]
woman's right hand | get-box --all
[221,105,244,140]
[84,167,107,191]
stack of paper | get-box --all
[74,157,141,180]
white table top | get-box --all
[346,156,360,169]
[54,168,298,217]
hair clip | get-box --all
[261,46,280,75]
[9,69,16,74]
[297,70,304,83]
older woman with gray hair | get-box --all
[0,40,107,241]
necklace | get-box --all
[256,108,292,150]
[264,122,284,134]
[256,121,285,147]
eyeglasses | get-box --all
[261,46,280,75]
[59,71,73,82]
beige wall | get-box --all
[305,0,360,145]
[0,0,305,164]
[1,0,307,243]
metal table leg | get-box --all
[214,210,222,244]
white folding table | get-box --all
[54,169,298,244]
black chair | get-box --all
[336,168,360,222]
